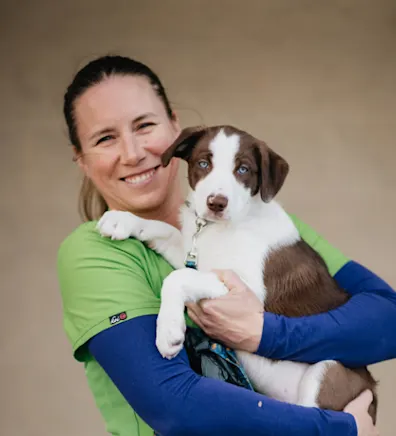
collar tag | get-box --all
[184,216,209,269]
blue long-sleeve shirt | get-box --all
[89,315,356,436]
[88,260,396,435]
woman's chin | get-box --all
[126,188,169,214]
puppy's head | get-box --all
[162,125,289,222]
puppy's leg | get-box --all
[297,361,377,421]
[97,210,185,268]
[156,269,228,359]
[139,222,185,269]
[235,351,310,404]
[297,360,337,408]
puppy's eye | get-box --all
[198,160,209,169]
[237,165,249,175]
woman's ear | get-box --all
[171,111,181,129]
[73,146,87,173]
[168,111,183,143]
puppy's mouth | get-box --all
[203,210,230,222]
[121,165,161,186]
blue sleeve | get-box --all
[88,314,356,436]
[257,260,396,367]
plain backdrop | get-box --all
[1,1,395,435]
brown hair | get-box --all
[63,55,174,221]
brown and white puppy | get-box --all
[98,125,377,419]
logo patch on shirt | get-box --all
[109,312,128,325]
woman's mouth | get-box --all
[122,166,160,186]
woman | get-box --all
[58,55,394,435]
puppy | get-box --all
[98,125,377,419]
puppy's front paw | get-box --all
[156,310,186,360]
[97,211,144,240]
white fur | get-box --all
[236,351,311,404]
[97,128,326,407]
[98,210,185,269]
[180,196,299,302]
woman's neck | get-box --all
[155,202,184,229]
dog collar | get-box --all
[184,200,211,269]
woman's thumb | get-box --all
[346,390,374,411]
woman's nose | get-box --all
[119,135,146,165]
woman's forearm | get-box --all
[89,314,356,436]
[257,261,396,367]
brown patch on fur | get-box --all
[317,363,378,423]
[187,133,215,190]
[161,126,207,166]
[264,240,349,317]
[230,131,289,201]
[233,135,261,195]
[161,126,218,189]
[264,240,377,421]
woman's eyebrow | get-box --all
[132,112,157,123]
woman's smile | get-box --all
[121,165,161,188]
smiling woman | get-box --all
[57,55,390,436]
[73,75,182,221]
[64,57,183,224]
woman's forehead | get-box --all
[75,75,165,123]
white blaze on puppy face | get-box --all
[193,129,254,222]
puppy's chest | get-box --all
[182,223,277,301]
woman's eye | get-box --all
[138,122,155,131]
[198,160,209,169]
[96,135,114,145]
[237,165,249,175]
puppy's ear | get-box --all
[256,141,289,202]
[161,126,207,167]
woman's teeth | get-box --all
[124,168,156,185]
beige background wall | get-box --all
[1,0,395,435]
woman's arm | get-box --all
[187,261,396,368]
[88,314,357,436]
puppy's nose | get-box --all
[207,194,228,213]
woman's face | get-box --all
[74,75,181,215]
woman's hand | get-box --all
[344,390,379,436]
[186,269,264,352]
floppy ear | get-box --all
[257,141,289,202]
[161,126,207,167]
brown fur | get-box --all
[316,363,377,422]
[264,241,350,317]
